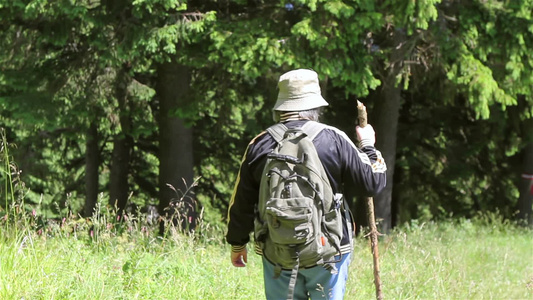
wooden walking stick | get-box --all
[357,100,383,300]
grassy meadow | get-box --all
[0,212,531,300]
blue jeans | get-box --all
[262,253,352,300]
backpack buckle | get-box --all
[281,183,292,198]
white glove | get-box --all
[356,124,376,148]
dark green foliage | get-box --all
[0,0,531,227]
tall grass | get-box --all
[1,129,532,299]
[1,128,15,218]
[0,213,531,299]
[1,127,25,237]
[347,218,532,299]
[0,208,262,299]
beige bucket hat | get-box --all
[273,69,329,111]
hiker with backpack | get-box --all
[226,69,387,300]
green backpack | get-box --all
[254,121,345,295]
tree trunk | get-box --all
[109,66,133,214]
[517,107,533,226]
[84,121,99,218]
[371,29,406,232]
[517,142,533,225]
[372,81,401,232]
[109,134,133,213]
[156,60,196,234]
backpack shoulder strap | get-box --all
[301,121,326,141]
[266,123,289,143]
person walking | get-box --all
[226,69,387,300]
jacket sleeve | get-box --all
[225,133,267,247]
[337,131,387,196]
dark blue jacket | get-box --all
[226,120,387,253]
